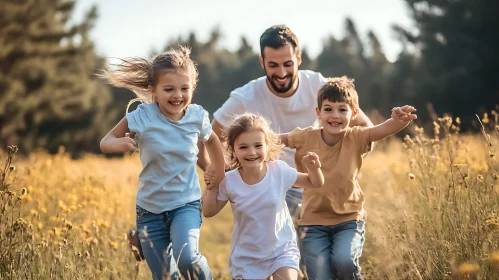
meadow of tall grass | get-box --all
[1,112,498,279]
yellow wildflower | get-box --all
[457,263,479,274]
[109,241,118,249]
[97,220,110,229]
[52,227,62,238]
[57,200,67,211]
[490,252,499,270]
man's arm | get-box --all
[211,119,225,140]
[279,133,289,147]
[350,107,374,154]
[351,108,373,128]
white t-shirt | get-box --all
[213,70,327,169]
[217,160,300,279]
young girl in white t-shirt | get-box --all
[202,113,324,280]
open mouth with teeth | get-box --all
[244,157,260,161]
[169,100,183,106]
[274,75,290,85]
[328,121,343,127]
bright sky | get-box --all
[73,0,414,62]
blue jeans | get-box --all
[300,221,365,280]
[136,200,212,280]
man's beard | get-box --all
[264,69,297,94]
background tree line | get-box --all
[1,0,498,155]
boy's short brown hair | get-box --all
[317,76,359,111]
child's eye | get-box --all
[255,144,263,148]
[239,146,247,149]
[182,87,189,91]
[325,108,332,111]
[164,88,173,92]
[340,108,347,112]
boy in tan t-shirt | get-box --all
[280,76,417,280]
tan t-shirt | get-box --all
[288,126,371,226]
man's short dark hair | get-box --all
[259,25,300,58]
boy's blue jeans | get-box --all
[136,200,212,280]
[300,220,365,280]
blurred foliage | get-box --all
[0,0,498,154]
[0,0,120,155]
[397,0,499,125]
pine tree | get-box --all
[402,0,499,122]
[0,0,114,154]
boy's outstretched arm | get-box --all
[294,152,325,189]
[369,105,417,142]
[203,131,225,188]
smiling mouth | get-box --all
[274,76,290,84]
[169,100,183,106]
[328,122,342,127]
[245,157,260,161]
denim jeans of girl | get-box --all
[300,220,365,280]
[136,200,212,280]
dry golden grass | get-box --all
[1,113,498,279]
[359,115,499,279]
[0,145,234,279]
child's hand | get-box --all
[204,165,224,190]
[204,165,216,189]
[391,105,418,122]
[301,152,321,170]
[113,133,139,154]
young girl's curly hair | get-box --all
[223,113,284,169]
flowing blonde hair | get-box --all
[97,46,198,112]
[223,113,284,169]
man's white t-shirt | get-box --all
[213,70,327,169]
[217,160,300,279]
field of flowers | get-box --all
[1,114,498,279]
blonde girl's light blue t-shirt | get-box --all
[126,103,212,213]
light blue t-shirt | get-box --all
[126,103,212,213]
